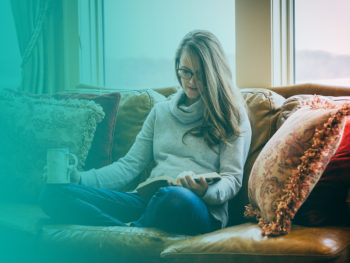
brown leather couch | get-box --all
[1,84,349,263]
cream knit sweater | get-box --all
[80,90,252,227]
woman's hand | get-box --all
[69,167,81,184]
[176,171,208,197]
[42,166,81,184]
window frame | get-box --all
[235,0,295,89]
[271,0,295,86]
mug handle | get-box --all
[67,153,78,171]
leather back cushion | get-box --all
[228,89,285,225]
[112,89,168,162]
[111,89,168,191]
[241,89,285,176]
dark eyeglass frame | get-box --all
[176,68,202,81]
[177,68,194,80]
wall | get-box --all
[235,0,271,89]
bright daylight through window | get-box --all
[103,0,235,90]
[295,0,350,86]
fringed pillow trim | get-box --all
[246,95,350,236]
[244,203,260,219]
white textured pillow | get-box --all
[0,90,105,202]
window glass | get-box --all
[295,0,350,86]
[104,0,235,90]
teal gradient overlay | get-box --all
[0,93,78,263]
[0,90,109,263]
[0,0,21,90]
[0,1,22,262]
[0,1,236,262]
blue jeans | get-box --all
[38,184,220,235]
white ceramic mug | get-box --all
[46,148,78,184]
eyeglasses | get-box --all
[177,68,202,81]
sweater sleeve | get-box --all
[202,110,252,205]
[80,107,156,190]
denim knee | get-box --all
[138,186,213,234]
[154,186,200,212]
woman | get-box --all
[39,30,252,235]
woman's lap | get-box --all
[39,184,146,225]
[39,184,220,235]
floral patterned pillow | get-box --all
[245,96,350,236]
[0,90,104,202]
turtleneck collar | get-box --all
[169,90,204,124]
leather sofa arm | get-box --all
[161,223,350,263]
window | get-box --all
[103,0,236,90]
[295,0,350,86]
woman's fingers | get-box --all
[188,176,208,197]
[198,176,207,186]
[179,177,190,188]
[175,172,208,196]
[186,175,197,188]
[175,173,208,197]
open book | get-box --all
[136,172,221,200]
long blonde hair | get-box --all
[175,30,245,151]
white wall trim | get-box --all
[235,0,272,89]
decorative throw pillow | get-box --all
[245,96,350,236]
[53,92,121,170]
[276,94,350,130]
[11,91,121,170]
[294,116,350,226]
[0,90,104,202]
